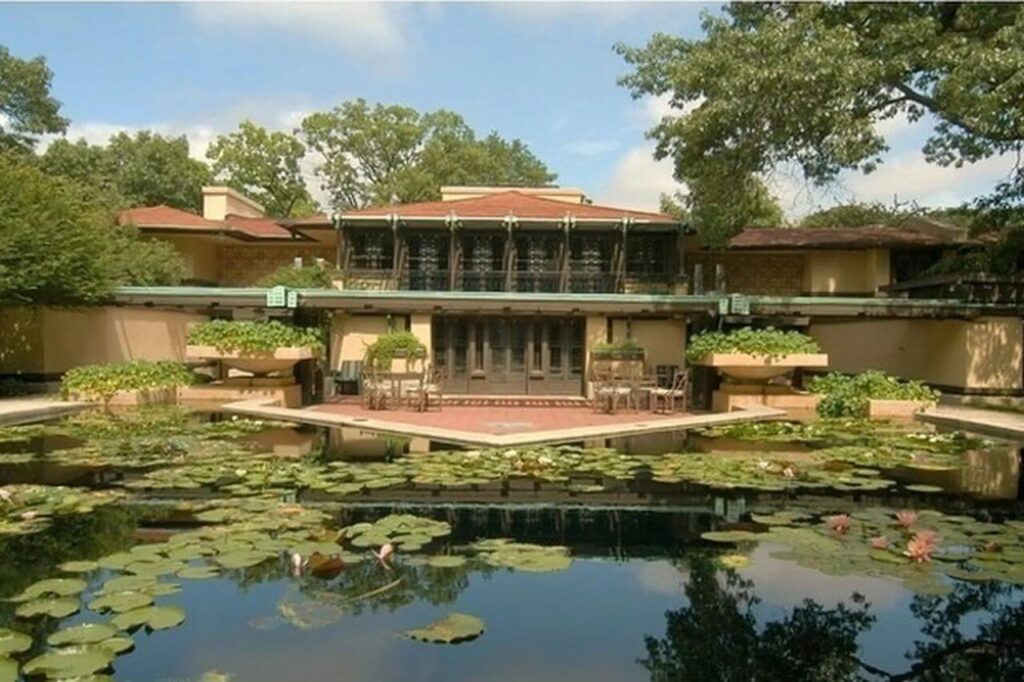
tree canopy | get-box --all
[300,99,555,209]
[0,46,67,153]
[206,120,317,218]
[617,3,1024,243]
[799,203,909,229]
[39,131,212,213]
[0,153,184,305]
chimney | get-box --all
[202,186,265,221]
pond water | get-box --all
[1,408,1023,681]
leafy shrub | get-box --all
[808,371,940,418]
[61,361,194,403]
[364,331,427,369]
[187,320,324,352]
[256,264,341,288]
[686,327,821,363]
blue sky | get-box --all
[0,1,1016,216]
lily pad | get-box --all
[13,577,87,602]
[111,605,185,631]
[404,612,485,644]
[15,597,80,619]
[0,657,15,682]
[215,550,272,570]
[22,647,114,678]
[0,629,31,655]
[59,560,100,573]
[700,530,764,544]
[89,591,154,614]
[48,622,120,646]
[427,555,468,569]
[905,484,945,493]
[177,566,221,580]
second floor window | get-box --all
[350,232,394,270]
[627,233,669,277]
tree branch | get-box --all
[894,83,1022,143]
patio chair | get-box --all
[650,369,690,414]
[410,366,443,412]
[360,367,389,410]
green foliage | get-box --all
[0,153,184,305]
[39,131,212,212]
[616,4,1024,238]
[592,338,644,356]
[256,264,340,288]
[60,361,194,403]
[0,45,67,152]
[363,331,427,369]
[800,203,910,229]
[686,327,821,363]
[206,120,317,217]
[186,320,324,352]
[300,99,555,209]
[808,371,940,418]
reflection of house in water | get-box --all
[237,426,319,458]
[894,443,1022,500]
[324,426,431,461]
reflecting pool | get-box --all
[0,408,1022,681]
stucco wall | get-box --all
[161,235,221,284]
[219,245,335,286]
[0,307,206,376]
[802,249,891,295]
[610,318,686,369]
[329,314,404,370]
[809,316,1023,393]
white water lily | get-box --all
[0,488,12,503]
[756,459,770,471]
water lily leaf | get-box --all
[111,605,185,631]
[98,575,157,594]
[23,647,114,678]
[700,530,763,544]
[15,597,80,619]
[869,549,910,565]
[0,657,16,682]
[48,622,120,646]
[215,550,273,570]
[427,555,468,569]
[905,484,945,493]
[13,577,87,602]
[0,629,31,655]
[177,566,221,580]
[404,613,485,644]
[97,636,134,655]
[717,554,750,569]
[59,560,100,573]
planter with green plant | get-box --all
[363,331,428,371]
[808,371,940,419]
[591,338,645,360]
[61,360,195,408]
[186,320,324,375]
[687,327,828,381]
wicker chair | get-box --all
[410,366,443,412]
[650,369,690,414]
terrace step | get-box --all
[442,394,588,408]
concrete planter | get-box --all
[867,399,934,420]
[186,345,318,375]
[694,353,829,382]
[69,387,177,406]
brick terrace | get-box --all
[311,400,688,436]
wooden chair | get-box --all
[650,369,690,414]
[360,366,389,410]
[411,366,443,412]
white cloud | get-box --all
[565,139,620,157]
[488,2,646,28]
[187,2,409,62]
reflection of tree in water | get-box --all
[640,554,873,681]
[642,555,1024,681]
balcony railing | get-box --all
[351,268,669,293]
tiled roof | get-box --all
[340,191,676,223]
[729,226,955,250]
[119,206,294,240]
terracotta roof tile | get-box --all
[118,206,294,240]
[222,215,293,238]
[728,226,954,250]
[340,191,676,223]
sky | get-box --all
[0,1,1018,217]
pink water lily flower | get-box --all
[869,536,891,550]
[374,543,395,570]
[905,530,938,563]
[895,510,918,528]
[825,514,851,536]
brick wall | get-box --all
[219,245,335,286]
[688,252,804,295]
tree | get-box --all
[0,153,183,306]
[800,203,910,229]
[39,131,212,212]
[616,4,1024,241]
[206,121,317,218]
[658,174,784,246]
[0,45,67,153]
[300,99,556,209]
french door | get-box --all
[433,316,584,395]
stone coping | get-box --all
[918,405,1024,441]
[0,397,91,426]
[222,399,784,447]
